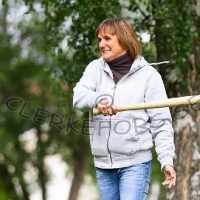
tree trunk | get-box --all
[40,159,47,200]
[167,64,200,200]
[36,128,47,200]
[166,114,200,200]
[68,112,91,200]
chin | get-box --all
[103,57,109,61]
[103,57,112,62]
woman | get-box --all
[73,18,176,200]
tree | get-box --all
[0,0,71,199]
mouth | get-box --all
[102,50,111,53]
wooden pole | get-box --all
[93,95,200,115]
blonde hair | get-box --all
[95,18,142,60]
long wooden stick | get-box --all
[93,95,200,115]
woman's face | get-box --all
[98,32,127,62]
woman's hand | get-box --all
[97,99,118,116]
[162,165,176,189]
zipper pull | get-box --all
[111,85,116,90]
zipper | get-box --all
[107,116,113,168]
[102,61,115,168]
[108,82,118,168]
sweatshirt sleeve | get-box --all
[145,70,175,170]
[73,61,107,112]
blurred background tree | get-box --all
[1,0,200,200]
[0,0,79,199]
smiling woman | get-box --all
[73,18,176,200]
[95,18,141,61]
[97,33,126,62]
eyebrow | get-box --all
[97,35,111,39]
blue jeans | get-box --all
[95,161,152,200]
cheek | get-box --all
[115,42,124,51]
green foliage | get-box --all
[150,0,197,77]
[24,0,122,85]
[0,0,72,199]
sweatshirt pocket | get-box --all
[109,118,141,155]
[90,118,110,157]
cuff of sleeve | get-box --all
[91,94,108,108]
[160,156,174,171]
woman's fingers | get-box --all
[97,99,118,116]
[162,177,176,189]
[162,179,170,186]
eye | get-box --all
[98,38,102,42]
[105,37,111,40]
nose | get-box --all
[99,39,106,48]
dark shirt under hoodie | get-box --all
[106,53,134,84]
